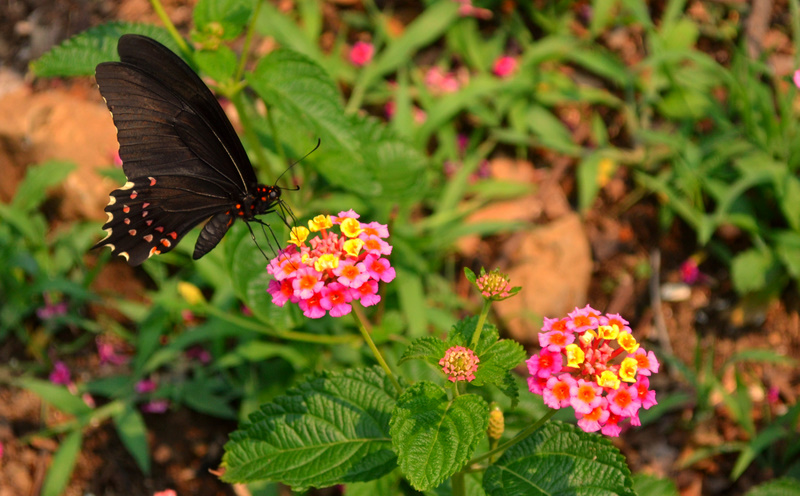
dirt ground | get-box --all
[0,1,798,495]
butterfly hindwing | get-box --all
[93,34,264,265]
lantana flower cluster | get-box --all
[527,305,660,437]
[267,210,395,319]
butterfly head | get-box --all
[237,185,282,220]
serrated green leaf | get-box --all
[222,366,399,488]
[15,377,92,417]
[248,49,355,154]
[41,429,82,496]
[484,421,635,496]
[11,161,75,213]
[30,23,177,77]
[398,337,448,366]
[113,404,151,474]
[473,339,526,408]
[389,381,488,491]
[448,316,498,351]
[447,316,525,406]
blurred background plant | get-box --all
[1,0,799,494]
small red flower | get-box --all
[349,41,374,66]
[492,56,518,78]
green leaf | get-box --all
[15,377,92,417]
[41,429,82,496]
[774,230,800,278]
[589,0,620,37]
[396,267,428,339]
[448,316,526,406]
[776,173,800,231]
[359,1,460,92]
[746,478,800,496]
[577,152,616,212]
[180,378,238,419]
[389,381,488,491]
[193,0,254,40]
[254,1,326,66]
[194,45,238,83]
[398,336,448,367]
[11,161,75,212]
[113,404,151,474]
[30,22,177,77]
[483,421,635,496]
[731,249,777,294]
[222,366,399,488]
[632,473,680,496]
[526,105,581,155]
[473,338,526,405]
[248,49,355,154]
[226,222,294,331]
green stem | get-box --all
[469,409,558,466]
[229,92,273,173]
[149,0,189,54]
[18,400,124,444]
[202,304,358,345]
[235,0,264,82]
[451,470,466,496]
[351,303,402,394]
[469,299,491,350]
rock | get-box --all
[0,83,118,219]
[494,213,593,344]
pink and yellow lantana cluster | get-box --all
[527,305,660,437]
[267,210,395,319]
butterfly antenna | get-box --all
[273,139,321,190]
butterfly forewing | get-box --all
[93,34,273,265]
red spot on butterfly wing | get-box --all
[143,234,153,242]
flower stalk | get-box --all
[352,304,402,394]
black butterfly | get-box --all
[94,34,284,266]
